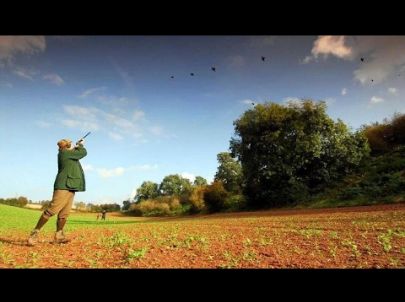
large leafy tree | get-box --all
[214,152,242,193]
[159,174,192,196]
[361,112,405,154]
[194,176,208,186]
[135,181,160,202]
[230,100,369,207]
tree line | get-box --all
[126,99,405,216]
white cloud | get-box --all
[43,73,64,86]
[108,132,123,141]
[149,126,163,136]
[311,36,353,60]
[306,36,405,84]
[104,112,138,132]
[94,164,158,179]
[370,96,385,104]
[301,56,313,64]
[82,164,94,172]
[96,95,131,106]
[0,36,46,63]
[181,172,196,183]
[97,167,126,178]
[35,120,51,128]
[79,87,134,107]
[283,97,301,105]
[112,62,134,88]
[62,105,144,140]
[61,119,100,131]
[63,105,98,120]
[388,87,397,95]
[133,110,145,121]
[79,87,106,98]
[352,37,405,84]
[341,88,347,96]
[12,67,36,80]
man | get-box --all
[27,138,87,245]
[101,210,107,221]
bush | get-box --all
[188,186,206,213]
[338,186,363,200]
[136,200,171,216]
[0,196,29,208]
[391,113,405,145]
[224,194,246,211]
[128,195,182,217]
[373,156,405,174]
[361,113,405,154]
[362,123,393,154]
[203,181,229,212]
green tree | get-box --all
[203,181,229,212]
[193,176,208,186]
[135,181,160,202]
[391,113,405,145]
[122,199,132,211]
[214,152,242,193]
[361,113,405,154]
[230,100,369,208]
[100,204,121,212]
[159,174,192,196]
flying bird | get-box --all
[361,58,365,62]
[170,76,174,79]
[211,67,216,72]
[261,56,266,62]
[190,73,194,76]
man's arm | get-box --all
[66,145,87,160]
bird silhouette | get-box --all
[261,56,266,62]
[361,58,364,62]
[190,73,194,76]
[170,76,174,79]
[211,67,216,72]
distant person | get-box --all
[27,138,87,246]
[101,210,107,221]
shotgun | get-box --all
[76,132,91,145]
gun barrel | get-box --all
[82,132,91,139]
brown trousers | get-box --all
[45,190,75,219]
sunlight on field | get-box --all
[0,204,404,268]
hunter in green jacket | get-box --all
[27,138,88,246]
[54,144,87,191]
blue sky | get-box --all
[0,36,404,204]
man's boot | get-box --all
[54,230,70,244]
[27,229,40,246]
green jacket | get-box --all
[54,145,87,192]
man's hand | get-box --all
[76,139,85,146]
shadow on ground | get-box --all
[0,237,30,246]
[67,219,142,225]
